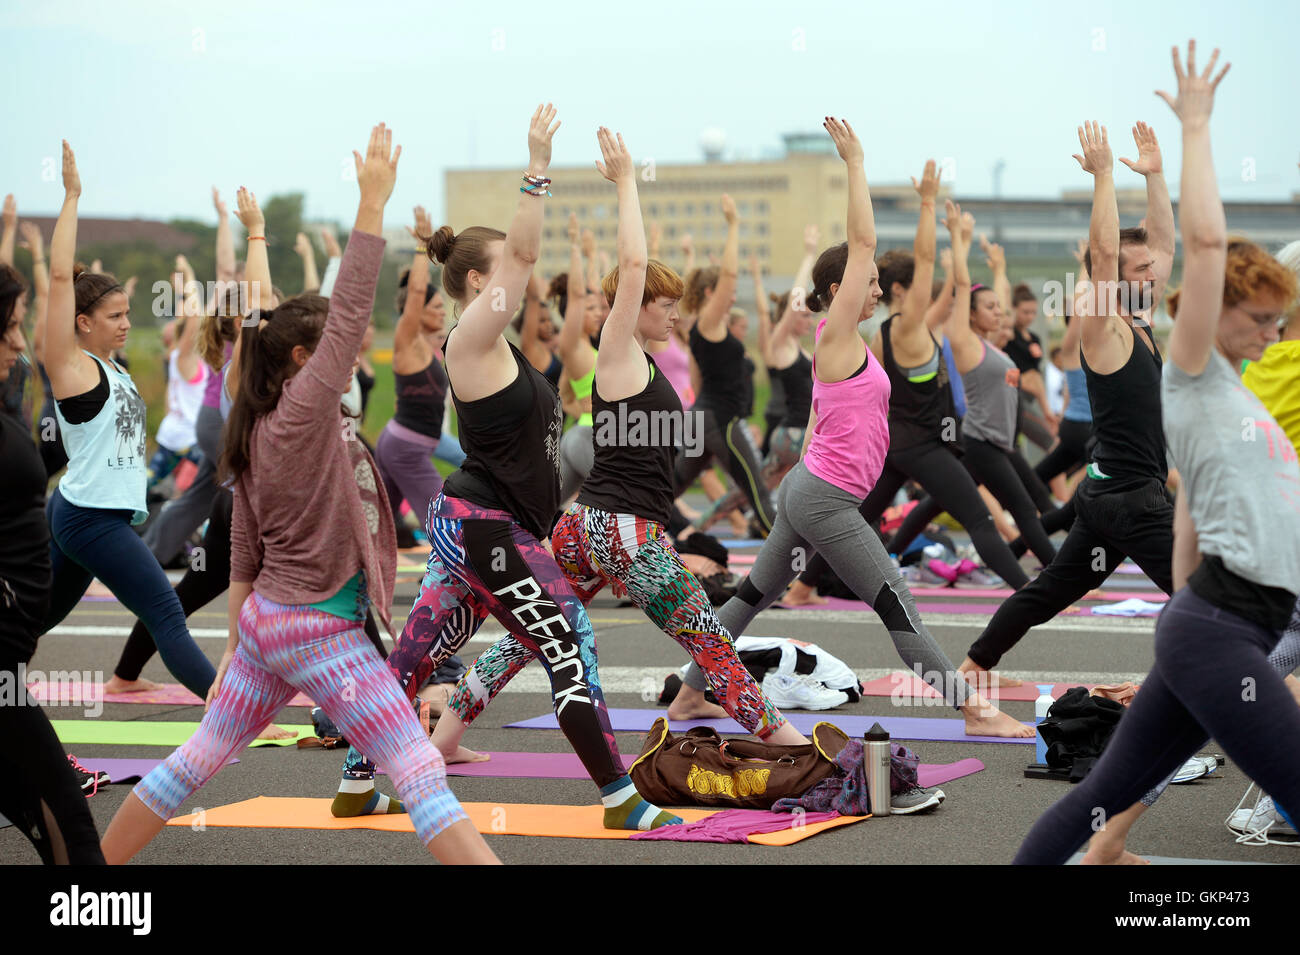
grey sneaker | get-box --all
[901,563,951,587]
[953,568,1005,589]
[890,786,945,815]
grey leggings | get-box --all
[1138,599,1300,807]
[141,403,224,565]
[683,461,973,708]
[559,424,594,502]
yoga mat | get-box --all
[27,681,315,708]
[431,750,983,785]
[506,708,1034,744]
[50,720,313,747]
[77,756,238,784]
[720,539,765,548]
[905,586,1166,601]
[165,797,855,844]
[859,674,1093,702]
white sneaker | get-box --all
[1170,756,1209,784]
[1226,786,1299,846]
[761,672,849,711]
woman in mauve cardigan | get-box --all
[100,125,498,865]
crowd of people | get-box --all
[1,39,1298,866]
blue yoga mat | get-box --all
[505,707,1034,744]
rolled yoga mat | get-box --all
[50,720,312,747]
[165,797,861,844]
[506,708,1034,744]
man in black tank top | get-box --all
[960,119,1178,678]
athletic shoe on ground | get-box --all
[67,754,110,797]
[1170,756,1209,784]
[890,786,945,815]
[901,563,951,587]
[760,672,848,711]
[953,568,1005,588]
[1227,788,1299,845]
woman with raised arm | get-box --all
[1017,42,1300,864]
[37,142,214,700]
[0,264,106,865]
[556,213,603,502]
[333,108,680,833]
[674,120,1033,743]
[672,195,776,535]
[146,256,209,491]
[374,204,461,536]
[101,125,497,865]
[426,128,810,755]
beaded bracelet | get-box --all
[520,183,552,198]
[248,235,267,242]
[523,172,551,186]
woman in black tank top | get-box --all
[428,127,810,755]
[338,109,681,834]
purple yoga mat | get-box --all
[506,708,1034,744]
[76,756,238,784]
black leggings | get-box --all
[674,408,775,534]
[886,438,1058,568]
[0,651,105,864]
[967,477,1174,669]
[1033,417,1094,485]
[799,440,1030,590]
[1015,586,1300,863]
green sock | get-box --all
[331,779,406,817]
[600,777,682,831]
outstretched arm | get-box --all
[46,142,99,399]
[295,232,320,291]
[174,254,203,381]
[394,206,434,365]
[695,195,740,339]
[556,211,595,377]
[925,247,955,332]
[213,188,235,287]
[815,118,875,382]
[944,202,982,372]
[1119,121,1175,311]
[979,235,1012,319]
[680,233,696,279]
[897,160,940,335]
[318,226,343,297]
[235,188,271,313]
[0,194,16,266]
[1073,121,1119,352]
[1160,40,1231,376]
[593,128,650,401]
[752,255,774,360]
[20,222,49,362]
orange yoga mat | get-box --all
[166,797,865,843]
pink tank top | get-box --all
[655,333,695,407]
[803,319,892,499]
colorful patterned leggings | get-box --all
[345,493,625,788]
[134,591,466,845]
[446,505,787,739]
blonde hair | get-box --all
[600,259,685,307]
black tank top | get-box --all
[442,340,563,540]
[392,357,449,437]
[543,353,562,388]
[765,365,787,423]
[578,355,681,526]
[1081,321,1167,487]
[880,315,961,452]
[776,351,813,428]
[690,325,749,422]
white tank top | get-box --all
[155,350,209,451]
[55,352,149,524]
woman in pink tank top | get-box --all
[673,117,1033,743]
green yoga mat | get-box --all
[49,720,314,748]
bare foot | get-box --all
[666,683,730,721]
[442,745,490,765]
[1084,588,1106,600]
[962,699,1035,738]
[959,666,1024,690]
[103,675,164,694]
[256,724,296,741]
[782,581,827,606]
[1082,842,1150,865]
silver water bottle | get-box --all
[865,722,891,817]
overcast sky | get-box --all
[3,0,1296,229]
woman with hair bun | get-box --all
[37,141,214,700]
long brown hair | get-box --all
[426,224,505,308]
[219,295,328,482]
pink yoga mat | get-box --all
[27,681,315,708]
[860,674,1093,703]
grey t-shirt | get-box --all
[1162,349,1300,592]
[961,340,1019,452]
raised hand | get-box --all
[18,221,44,258]
[567,211,580,244]
[320,226,341,258]
[1072,121,1113,176]
[581,228,596,258]
[680,233,694,254]
[62,141,81,198]
[123,276,138,299]
[2,194,14,228]
[352,122,401,206]
[1156,40,1230,127]
[235,187,264,234]
[212,187,227,218]
[1071,237,1089,264]
[594,127,633,183]
[175,254,195,282]
[979,234,1005,272]
[527,103,560,176]
[721,194,738,225]
[943,198,963,236]
[960,211,975,246]
[911,159,941,202]
[90,259,103,273]
[823,116,863,164]
[294,232,313,257]
[939,247,953,273]
[803,224,820,256]
[408,205,433,240]
[1119,121,1164,176]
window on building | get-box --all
[757,200,769,214]
[684,202,695,216]
[757,223,769,236]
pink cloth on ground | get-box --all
[629,808,841,842]
[802,319,892,500]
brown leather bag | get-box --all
[628,717,850,809]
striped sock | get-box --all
[600,777,682,831]
[331,778,406,817]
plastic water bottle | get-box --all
[1034,685,1054,764]
[865,722,892,817]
